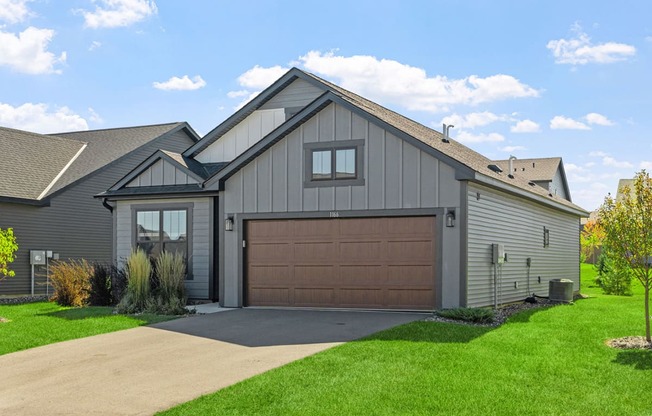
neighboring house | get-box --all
[492,157,572,201]
[100,68,588,310]
[0,123,199,295]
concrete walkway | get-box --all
[0,309,425,416]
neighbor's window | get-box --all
[136,209,188,261]
[543,226,550,248]
[310,147,357,181]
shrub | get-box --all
[116,249,152,313]
[437,307,495,324]
[89,263,112,306]
[49,259,93,307]
[595,253,633,296]
[110,265,127,306]
[0,227,18,280]
[156,251,186,302]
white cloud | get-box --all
[584,112,614,126]
[153,75,206,91]
[88,107,103,123]
[0,0,32,24]
[0,27,66,74]
[440,111,505,129]
[646,36,652,43]
[602,156,632,169]
[547,23,636,65]
[78,0,157,29]
[226,90,250,98]
[589,151,607,157]
[640,161,652,170]
[0,102,88,133]
[298,51,540,112]
[237,65,289,89]
[89,41,102,51]
[499,145,526,152]
[455,131,505,144]
[564,163,584,173]
[510,119,540,133]
[550,115,590,130]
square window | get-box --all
[135,208,190,279]
[304,140,364,188]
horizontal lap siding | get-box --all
[466,184,580,307]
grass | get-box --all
[161,264,652,416]
[0,301,175,356]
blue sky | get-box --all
[1,0,650,211]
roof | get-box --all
[0,126,87,201]
[0,122,198,203]
[492,157,562,182]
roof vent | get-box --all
[528,181,536,186]
[488,164,503,173]
[442,124,454,143]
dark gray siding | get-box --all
[466,183,580,307]
[0,130,195,295]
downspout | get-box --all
[102,198,114,213]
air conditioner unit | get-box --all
[549,279,573,303]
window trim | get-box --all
[304,139,365,188]
[543,226,550,248]
[131,202,194,280]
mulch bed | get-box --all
[0,295,49,305]
[607,336,652,350]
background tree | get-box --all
[580,220,604,264]
[0,228,18,280]
[599,170,652,343]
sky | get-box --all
[0,0,651,211]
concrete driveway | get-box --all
[0,308,425,416]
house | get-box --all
[100,68,588,310]
[0,123,199,295]
[492,157,572,201]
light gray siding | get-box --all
[0,130,196,295]
[126,158,199,187]
[260,78,323,110]
[466,183,580,307]
[115,197,211,299]
[221,103,462,307]
[551,169,568,200]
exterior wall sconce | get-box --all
[446,210,455,228]
[225,216,234,232]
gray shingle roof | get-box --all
[301,71,586,214]
[492,157,562,182]
[48,122,185,196]
[0,127,86,200]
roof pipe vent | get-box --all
[442,124,454,143]
[508,155,516,179]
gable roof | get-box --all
[492,157,572,201]
[199,68,586,216]
[0,126,87,202]
[0,122,198,204]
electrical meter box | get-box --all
[492,244,505,264]
[30,250,46,265]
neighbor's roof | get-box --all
[0,122,193,203]
[492,157,562,182]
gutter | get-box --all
[101,198,114,213]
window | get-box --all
[135,208,189,276]
[543,226,550,248]
[304,140,364,187]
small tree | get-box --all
[0,228,18,280]
[599,170,652,343]
[581,220,604,263]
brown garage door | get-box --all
[246,216,436,310]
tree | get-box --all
[0,228,18,280]
[599,170,652,343]
[581,220,604,263]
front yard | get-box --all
[161,265,652,415]
[0,301,174,355]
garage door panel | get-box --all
[248,287,290,306]
[246,217,435,310]
[294,288,334,306]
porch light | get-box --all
[446,210,455,228]
[225,216,234,231]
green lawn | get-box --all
[0,301,175,355]
[161,264,652,416]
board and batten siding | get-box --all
[0,129,196,295]
[115,197,211,299]
[221,102,462,307]
[195,109,285,164]
[126,158,198,187]
[466,183,580,307]
[260,78,324,110]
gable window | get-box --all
[305,140,365,187]
[134,207,191,278]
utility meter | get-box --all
[492,244,506,264]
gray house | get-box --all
[0,123,199,295]
[493,157,571,201]
[101,68,588,310]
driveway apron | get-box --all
[0,309,425,416]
